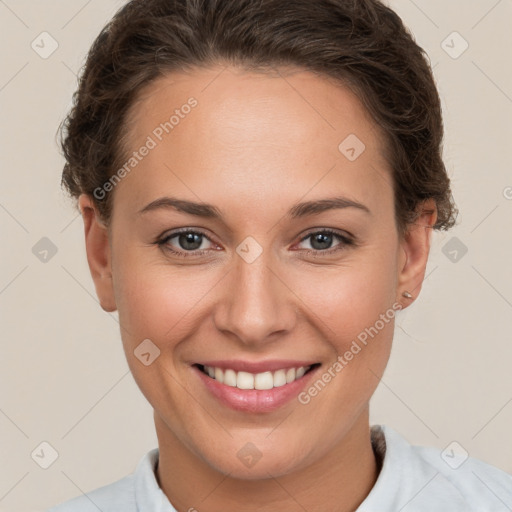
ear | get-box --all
[78,194,117,312]
[396,198,437,307]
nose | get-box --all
[213,248,297,347]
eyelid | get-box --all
[298,226,354,242]
[157,227,352,245]
[292,228,354,252]
[157,227,217,249]
[156,226,356,258]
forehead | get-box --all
[115,65,393,219]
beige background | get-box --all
[0,0,511,510]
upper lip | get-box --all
[194,359,319,373]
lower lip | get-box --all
[193,365,320,413]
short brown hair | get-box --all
[59,0,458,237]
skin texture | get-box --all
[79,65,437,512]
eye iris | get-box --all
[311,232,333,250]
[171,231,339,252]
[179,232,202,250]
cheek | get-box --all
[292,261,397,434]
[290,255,398,343]
[111,254,210,407]
[285,245,399,409]
[112,247,215,341]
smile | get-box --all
[198,364,315,390]
[193,362,321,413]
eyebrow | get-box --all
[138,195,371,219]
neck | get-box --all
[155,409,379,512]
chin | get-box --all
[198,439,310,480]
[213,455,299,480]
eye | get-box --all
[155,227,355,259]
[156,229,216,258]
[295,229,354,255]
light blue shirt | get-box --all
[47,424,512,511]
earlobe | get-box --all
[78,194,117,312]
[397,199,437,306]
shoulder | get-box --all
[360,424,512,511]
[411,436,512,509]
[45,473,135,512]
[45,448,161,512]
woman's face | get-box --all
[81,65,434,479]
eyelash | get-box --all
[155,227,355,259]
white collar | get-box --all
[132,424,512,511]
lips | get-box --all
[192,360,321,412]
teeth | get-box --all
[202,365,312,390]
[237,371,254,389]
[224,369,237,387]
[273,369,287,387]
[254,371,273,390]
[214,367,224,384]
[286,368,296,383]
